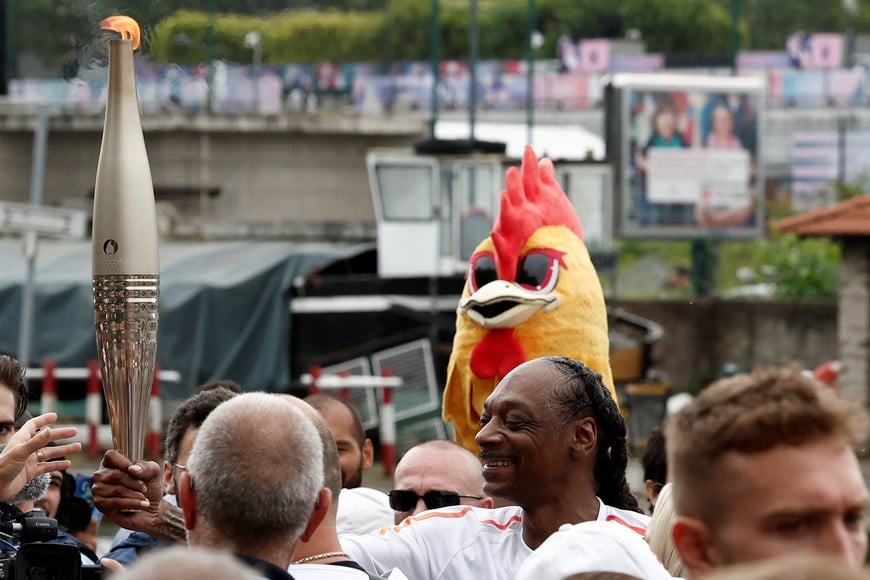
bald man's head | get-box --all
[391,439,492,523]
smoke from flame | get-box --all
[100,16,141,51]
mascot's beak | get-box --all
[459,280,560,329]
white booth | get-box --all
[367,125,613,279]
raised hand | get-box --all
[0,412,80,501]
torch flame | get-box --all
[100,16,141,51]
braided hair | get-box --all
[545,356,641,513]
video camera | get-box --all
[0,502,101,580]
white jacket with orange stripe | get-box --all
[341,500,650,580]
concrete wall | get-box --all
[0,114,425,232]
[612,299,838,391]
[839,239,870,406]
[3,107,868,233]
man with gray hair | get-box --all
[177,393,328,580]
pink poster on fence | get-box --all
[579,39,611,73]
[808,34,844,69]
[787,33,843,69]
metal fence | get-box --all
[5,60,867,117]
[307,338,449,463]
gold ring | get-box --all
[35,450,44,463]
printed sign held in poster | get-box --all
[647,148,751,207]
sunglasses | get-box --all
[388,489,483,512]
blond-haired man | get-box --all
[667,368,869,576]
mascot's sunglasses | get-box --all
[388,489,483,512]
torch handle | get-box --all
[93,274,159,462]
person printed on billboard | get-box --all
[632,95,694,226]
[695,98,757,229]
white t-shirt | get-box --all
[336,487,394,536]
[287,563,369,579]
[341,499,650,580]
[287,563,410,580]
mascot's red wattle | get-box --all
[443,146,616,455]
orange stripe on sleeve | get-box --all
[377,507,475,536]
[376,508,523,536]
[605,514,648,536]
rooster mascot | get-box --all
[443,146,615,454]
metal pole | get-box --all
[838,115,847,185]
[199,132,211,218]
[526,0,536,146]
[469,0,478,142]
[690,238,719,298]
[1,0,9,95]
[845,0,858,68]
[691,0,739,297]
[730,0,740,74]
[206,0,216,113]
[429,0,440,138]
[253,43,262,112]
[17,110,49,369]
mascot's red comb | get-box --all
[491,146,584,282]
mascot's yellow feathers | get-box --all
[443,145,615,455]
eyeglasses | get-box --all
[387,489,483,512]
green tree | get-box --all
[150,10,384,64]
[713,0,855,50]
[537,0,623,38]
[537,0,624,56]
[621,0,733,54]
[9,0,93,77]
[380,0,533,62]
[757,233,840,299]
[17,0,870,74]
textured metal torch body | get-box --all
[92,39,159,462]
[93,276,158,461]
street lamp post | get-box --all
[526,0,542,146]
[245,30,262,113]
[730,0,741,74]
[843,0,859,68]
[207,0,217,113]
[469,0,479,142]
[429,0,440,138]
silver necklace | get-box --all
[291,551,350,565]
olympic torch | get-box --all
[92,16,158,462]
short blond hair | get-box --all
[644,483,685,578]
[666,368,868,519]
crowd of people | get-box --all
[0,352,867,579]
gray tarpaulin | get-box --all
[0,239,370,398]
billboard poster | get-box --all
[790,131,839,211]
[611,74,765,238]
[558,37,611,73]
[787,33,844,69]
[790,130,870,211]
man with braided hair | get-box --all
[543,356,640,514]
[342,356,648,580]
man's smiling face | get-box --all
[475,359,574,506]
